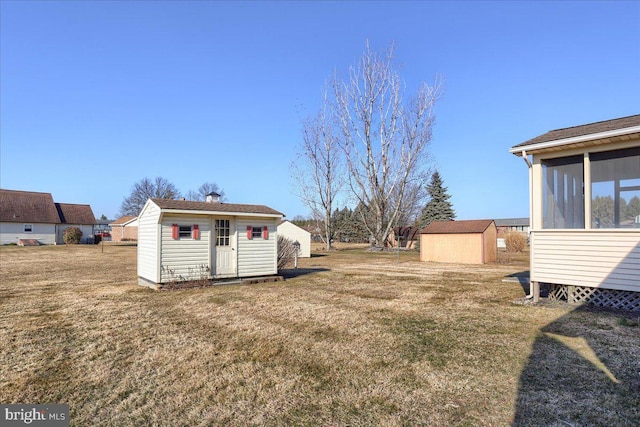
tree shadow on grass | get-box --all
[513,304,640,426]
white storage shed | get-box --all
[277,220,311,258]
[137,197,284,287]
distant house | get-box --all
[55,203,97,243]
[277,220,311,257]
[95,219,113,234]
[510,114,640,308]
[389,226,420,249]
[0,189,97,245]
[420,220,497,264]
[137,197,284,288]
[494,217,530,234]
[494,217,530,249]
[110,216,139,242]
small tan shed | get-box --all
[420,219,497,264]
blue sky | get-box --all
[1,1,639,220]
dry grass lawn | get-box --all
[1,243,638,426]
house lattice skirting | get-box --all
[548,284,640,312]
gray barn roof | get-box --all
[494,218,529,227]
[0,189,96,225]
[0,189,61,223]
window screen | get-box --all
[591,147,640,228]
[542,156,584,229]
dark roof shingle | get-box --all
[513,114,640,150]
[0,189,61,224]
[55,203,97,225]
[421,219,495,234]
[151,199,283,216]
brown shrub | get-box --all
[504,231,528,253]
[63,227,83,244]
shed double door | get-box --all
[213,218,236,276]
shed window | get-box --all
[178,225,192,238]
[542,156,584,229]
[591,147,640,228]
[252,227,263,239]
[215,219,230,246]
[24,224,33,233]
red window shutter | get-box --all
[193,224,199,239]
[247,225,252,240]
[263,226,269,239]
[172,224,179,239]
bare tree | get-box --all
[334,41,441,246]
[120,177,181,216]
[394,181,425,226]
[292,88,343,250]
[185,182,226,202]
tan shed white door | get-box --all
[214,218,236,276]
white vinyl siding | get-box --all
[136,199,282,285]
[137,203,161,283]
[277,221,311,257]
[531,230,640,292]
[0,222,57,245]
[237,218,277,277]
[160,215,211,283]
[56,224,95,244]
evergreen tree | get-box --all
[624,196,640,222]
[418,171,455,228]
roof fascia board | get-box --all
[510,125,640,155]
[159,208,283,218]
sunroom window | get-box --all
[542,155,584,229]
[591,147,640,229]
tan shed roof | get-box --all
[0,189,61,224]
[55,203,97,225]
[151,198,284,217]
[421,219,495,234]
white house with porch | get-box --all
[511,114,640,310]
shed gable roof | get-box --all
[278,220,311,234]
[111,215,137,226]
[421,219,494,234]
[511,114,640,155]
[151,198,283,217]
[55,203,97,225]
[0,189,61,224]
